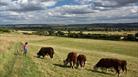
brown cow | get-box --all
[93,58,127,77]
[76,54,86,68]
[63,52,77,68]
[37,47,54,59]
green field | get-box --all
[0,33,138,77]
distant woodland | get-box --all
[0,23,138,41]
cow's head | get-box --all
[37,52,40,58]
[49,54,53,58]
[63,60,68,66]
[93,65,98,70]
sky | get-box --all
[0,0,138,24]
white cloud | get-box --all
[42,1,57,7]
[0,0,57,12]
[9,11,20,15]
[46,4,98,17]
[0,0,138,24]
[130,6,138,13]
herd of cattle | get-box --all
[37,47,127,77]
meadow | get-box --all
[0,33,138,77]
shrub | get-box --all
[135,33,138,41]
[33,31,49,36]
[56,31,65,36]
[0,28,10,33]
[126,34,135,41]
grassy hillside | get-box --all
[0,33,138,77]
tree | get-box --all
[135,32,138,41]
[48,29,55,35]
[56,31,64,36]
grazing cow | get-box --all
[76,54,86,68]
[63,52,77,68]
[37,47,54,59]
[93,58,127,77]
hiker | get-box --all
[23,42,28,56]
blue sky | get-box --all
[0,0,138,24]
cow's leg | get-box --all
[83,61,86,67]
[114,67,120,77]
[123,66,127,74]
[80,61,83,68]
[80,61,85,69]
[110,68,115,72]
[72,61,76,69]
[70,61,73,68]
[76,61,79,69]
[122,65,127,73]
[82,61,86,68]
[101,67,106,72]
[121,66,125,72]
[124,66,127,72]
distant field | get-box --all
[63,31,138,35]
[0,33,138,77]
[16,30,138,35]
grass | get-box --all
[0,33,138,77]
[31,37,138,57]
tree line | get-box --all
[32,30,138,41]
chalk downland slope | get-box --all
[0,33,138,77]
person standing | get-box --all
[23,42,28,56]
